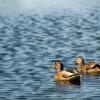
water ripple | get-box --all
[0,7,100,100]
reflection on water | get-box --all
[0,1,100,100]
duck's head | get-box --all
[53,60,64,71]
[76,56,84,66]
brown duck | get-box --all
[76,56,100,75]
[53,60,80,85]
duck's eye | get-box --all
[55,62,59,65]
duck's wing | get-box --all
[88,61,100,69]
[62,71,74,78]
[88,61,96,69]
[66,69,74,73]
[61,71,80,82]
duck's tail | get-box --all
[69,74,81,85]
[93,64,100,68]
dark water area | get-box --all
[0,1,100,100]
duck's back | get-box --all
[88,61,96,69]
[54,71,74,81]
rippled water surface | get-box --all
[0,0,100,100]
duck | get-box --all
[76,56,100,75]
[53,60,80,85]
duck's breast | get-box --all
[54,72,64,81]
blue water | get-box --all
[0,0,100,100]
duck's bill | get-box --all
[52,64,56,68]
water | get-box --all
[0,0,100,100]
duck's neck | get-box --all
[60,63,64,70]
[57,64,64,72]
[80,60,85,66]
[79,63,83,66]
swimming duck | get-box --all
[53,60,80,84]
[76,56,100,75]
